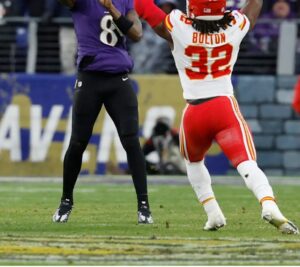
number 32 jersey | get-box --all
[165,10,250,100]
[72,0,134,73]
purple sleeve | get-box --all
[72,0,85,10]
[125,0,134,14]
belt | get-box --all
[186,96,218,105]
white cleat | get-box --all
[52,199,73,223]
[262,204,299,234]
[137,204,154,224]
[203,211,226,231]
[138,211,154,224]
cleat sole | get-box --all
[203,223,225,231]
[263,213,299,235]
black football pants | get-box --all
[62,71,148,205]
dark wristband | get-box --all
[113,15,134,35]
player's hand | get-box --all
[99,0,113,10]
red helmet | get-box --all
[186,0,226,20]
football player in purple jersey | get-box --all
[52,0,153,224]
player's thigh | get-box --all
[215,96,256,168]
[71,73,103,142]
[180,105,213,162]
[104,77,139,136]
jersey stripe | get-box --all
[239,17,247,31]
[179,126,189,160]
[179,128,186,158]
[179,105,190,161]
[232,97,257,160]
[228,96,257,161]
[231,96,257,160]
[179,110,185,158]
[165,14,174,32]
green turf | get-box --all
[1,180,300,265]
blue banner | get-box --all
[0,74,230,176]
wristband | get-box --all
[113,15,134,35]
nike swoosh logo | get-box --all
[122,77,129,81]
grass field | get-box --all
[1,177,300,265]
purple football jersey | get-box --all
[72,0,134,73]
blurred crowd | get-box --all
[130,0,300,74]
[250,0,299,54]
[0,0,70,18]
[0,0,75,73]
[0,0,299,74]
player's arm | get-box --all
[135,0,173,45]
[58,0,75,9]
[240,0,263,29]
[100,0,142,42]
[125,10,143,42]
[153,22,173,44]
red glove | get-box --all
[292,77,300,114]
[134,0,166,28]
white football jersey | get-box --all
[165,10,250,100]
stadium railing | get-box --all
[0,17,299,75]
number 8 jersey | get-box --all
[165,10,250,100]
[71,0,134,73]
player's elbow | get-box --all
[134,32,143,42]
[130,32,143,42]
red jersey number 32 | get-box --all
[185,44,233,80]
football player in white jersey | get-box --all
[136,0,299,234]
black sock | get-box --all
[61,197,73,205]
[138,194,149,208]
